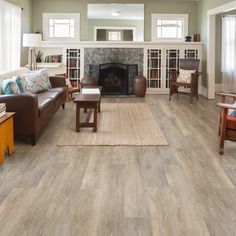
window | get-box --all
[43,13,80,41]
[152,14,188,41]
[0,0,21,73]
[108,31,121,41]
[221,15,236,91]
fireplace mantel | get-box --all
[41,41,203,48]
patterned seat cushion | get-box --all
[176,69,196,84]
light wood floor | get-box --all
[0,95,236,236]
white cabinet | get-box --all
[144,44,202,94]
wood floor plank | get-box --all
[0,95,235,235]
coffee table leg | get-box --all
[76,104,80,132]
[93,105,97,132]
[98,98,101,113]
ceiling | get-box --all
[88,4,144,20]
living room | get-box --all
[0,0,236,235]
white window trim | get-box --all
[93,26,136,41]
[151,14,189,42]
[43,13,80,41]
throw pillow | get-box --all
[13,76,28,93]
[228,101,236,117]
[2,78,20,94]
[23,69,51,93]
[176,69,196,84]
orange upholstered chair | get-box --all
[217,92,236,155]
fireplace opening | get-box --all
[98,63,129,95]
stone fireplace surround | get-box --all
[84,48,143,94]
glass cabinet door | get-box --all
[165,49,180,89]
[147,49,162,90]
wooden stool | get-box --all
[74,94,101,132]
[0,113,15,165]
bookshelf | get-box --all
[66,49,80,87]
[166,49,180,89]
[145,46,202,93]
[147,49,162,89]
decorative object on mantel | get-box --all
[185,36,192,42]
[23,33,42,70]
[133,75,147,97]
[80,75,96,88]
[192,34,200,42]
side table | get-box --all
[0,113,15,165]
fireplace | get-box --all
[98,63,138,95]
[98,63,128,95]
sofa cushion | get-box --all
[2,78,21,94]
[0,68,29,94]
[37,97,55,119]
[14,76,28,93]
[23,69,51,93]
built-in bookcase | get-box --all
[147,49,162,89]
[66,49,80,87]
[145,45,202,93]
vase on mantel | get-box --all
[80,74,96,88]
[133,75,147,97]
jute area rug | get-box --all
[57,103,168,146]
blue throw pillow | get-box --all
[2,78,20,94]
[229,101,236,117]
[13,76,27,93]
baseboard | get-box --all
[215,84,222,93]
[200,86,208,98]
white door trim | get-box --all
[207,0,236,99]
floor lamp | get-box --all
[23,34,42,71]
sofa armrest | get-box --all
[49,76,66,88]
[0,94,39,134]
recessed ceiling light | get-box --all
[111,11,120,17]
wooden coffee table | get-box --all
[74,94,101,132]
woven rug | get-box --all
[57,103,168,146]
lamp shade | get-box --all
[23,34,42,47]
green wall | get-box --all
[32,0,199,41]
[6,0,33,65]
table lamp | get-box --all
[23,33,42,70]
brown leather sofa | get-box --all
[0,73,66,145]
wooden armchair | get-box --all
[217,92,236,155]
[169,59,200,103]
[55,73,80,100]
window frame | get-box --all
[43,13,80,41]
[151,14,189,42]
[94,26,136,41]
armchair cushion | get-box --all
[227,115,236,130]
[228,102,236,117]
[176,69,196,84]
